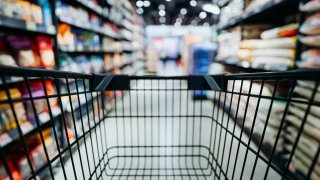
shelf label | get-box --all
[26,21,37,31]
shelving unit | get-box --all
[217,0,301,73]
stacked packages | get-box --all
[237,24,298,70]
[298,0,320,68]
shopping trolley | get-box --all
[0,66,319,180]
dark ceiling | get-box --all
[130,0,231,26]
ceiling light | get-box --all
[159,17,166,23]
[136,0,143,7]
[143,0,150,7]
[136,8,144,14]
[199,11,207,19]
[166,0,172,2]
[159,10,166,16]
[180,8,187,15]
[202,4,220,15]
[190,0,197,7]
[159,4,165,10]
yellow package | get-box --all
[0,88,27,131]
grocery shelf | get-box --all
[61,0,103,20]
[58,18,122,39]
[0,107,61,148]
[0,15,56,36]
[217,0,300,31]
[59,47,123,54]
[217,61,270,72]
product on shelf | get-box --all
[0,36,17,67]
[300,13,320,35]
[21,80,57,121]
[299,0,320,13]
[7,35,37,67]
[261,24,298,40]
[299,35,320,47]
[298,49,320,68]
[218,0,244,27]
[90,56,104,73]
[0,88,27,132]
[0,0,53,26]
[32,36,55,68]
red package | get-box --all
[32,36,55,68]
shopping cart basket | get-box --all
[0,66,319,180]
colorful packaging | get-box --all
[32,36,55,68]
[0,88,27,131]
[6,36,38,67]
[299,49,320,68]
[37,0,53,25]
[21,80,57,121]
[261,24,298,39]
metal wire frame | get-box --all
[0,66,319,179]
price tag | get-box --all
[26,21,37,31]
[0,133,12,147]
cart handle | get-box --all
[92,74,225,91]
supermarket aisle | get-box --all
[55,80,280,180]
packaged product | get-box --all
[31,4,42,24]
[0,36,17,66]
[251,57,294,69]
[0,160,22,180]
[21,80,57,121]
[299,0,320,12]
[299,35,320,47]
[32,36,55,68]
[90,56,104,73]
[300,49,320,69]
[300,13,320,35]
[6,36,38,67]
[75,55,91,73]
[0,88,27,131]
[261,24,298,39]
[16,1,32,21]
[37,0,53,25]
[239,37,297,49]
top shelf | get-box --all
[217,0,300,31]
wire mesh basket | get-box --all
[0,66,319,180]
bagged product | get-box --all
[239,37,297,49]
[0,88,27,131]
[299,49,320,68]
[251,57,294,69]
[299,0,320,12]
[261,24,298,39]
[300,13,320,35]
[31,4,42,24]
[299,35,320,47]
